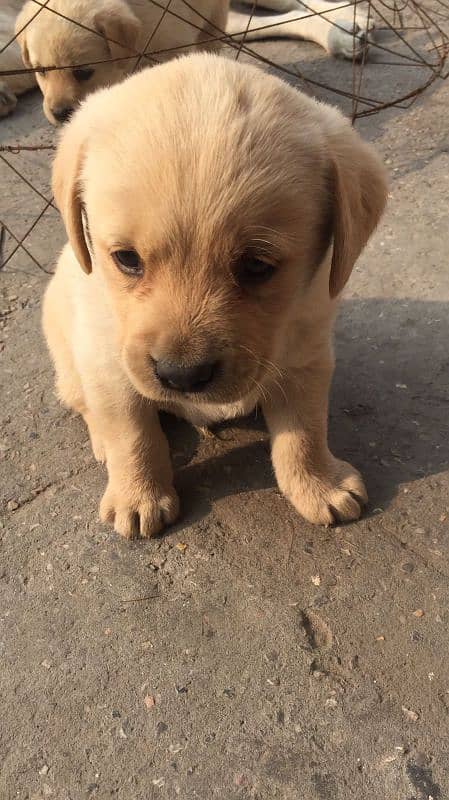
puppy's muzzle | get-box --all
[154,359,217,393]
[51,105,74,124]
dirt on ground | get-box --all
[1,31,448,800]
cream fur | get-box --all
[43,54,387,538]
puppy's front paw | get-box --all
[281,457,368,525]
[100,481,179,539]
[327,14,376,61]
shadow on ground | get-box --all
[160,297,449,531]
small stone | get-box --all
[39,764,49,776]
[175,542,187,552]
[380,753,398,765]
[413,609,425,618]
[400,562,415,573]
[7,500,18,511]
[325,698,337,708]
[311,575,321,586]
[375,635,385,641]
[402,706,419,722]
[156,721,168,735]
[144,695,156,710]
[41,659,52,669]
[152,778,165,788]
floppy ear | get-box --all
[94,1,140,58]
[328,127,388,298]
[14,3,33,68]
[52,114,92,274]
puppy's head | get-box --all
[15,0,140,125]
[53,54,387,404]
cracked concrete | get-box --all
[1,33,449,800]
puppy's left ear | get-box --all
[52,111,92,274]
[328,123,388,298]
[94,1,140,58]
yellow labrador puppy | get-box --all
[43,53,387,538]
[3,0,374,124]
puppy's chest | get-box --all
[159,394,258,427]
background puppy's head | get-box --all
[53,54,387,404]
[15,0,140,125]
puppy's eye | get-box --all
[72,68,94,82]
[237,255,275,285]
[112,250,143,276]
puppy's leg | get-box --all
[226,2,375,61]
[84,385,179,539]
[0,38,36,117]
[43,278,106,463]
[196,5,229,52]
[263,350,367,525]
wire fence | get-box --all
[0,0,448,278]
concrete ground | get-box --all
[1,28,449,800]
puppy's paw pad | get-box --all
[0,85,17,118]
[285,459,367,525]
[100,484,179,539]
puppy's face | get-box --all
[85,170,328,404]
[53,56,387,404]
[15,0,140,125]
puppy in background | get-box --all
[43,53,387,538]
[2,0,375,124]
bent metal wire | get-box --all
[0,0,448,273]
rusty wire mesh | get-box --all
[0,0,448,279]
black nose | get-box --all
[52,106,74,124]
[154,360,216,393]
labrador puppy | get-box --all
[43,53,387,538]
[3,0,374,124]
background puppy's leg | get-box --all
[0,11,36,117]
[226,1,375,60]
[195,5,230,51]
[262,349,367,525]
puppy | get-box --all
[43,53,387,538]
[4,0,374,124]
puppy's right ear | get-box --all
[14,3,33,68]
[94,1,140,58]
[52,113,92,274]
